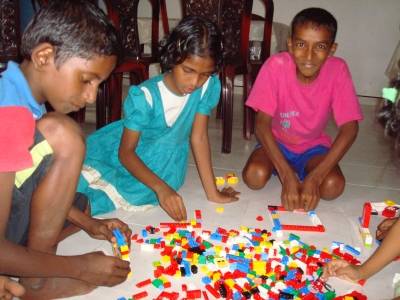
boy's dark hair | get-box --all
[291,7,337,43]
[21,0,121,66]
[160,15,223,72]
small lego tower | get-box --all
[112,228,130,262]
[359,200,400,248]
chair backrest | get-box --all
[0,1,20,71]
[181,0,253,66]
[103,0,160,60]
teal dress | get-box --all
[78,74,221,216]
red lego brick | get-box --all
[133,291,148,300]
[136,278,152,288]
[361,202,372,227]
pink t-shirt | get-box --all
[246,52,363,153]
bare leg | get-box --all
[57,199,91,243]
[242,147,274,190]
[21,113,95,299]
[305,154,345,200]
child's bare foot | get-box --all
[20,277,95,300]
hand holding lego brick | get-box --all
[0,276,25,299]
[76,251,131,286]
[85,218,132,247]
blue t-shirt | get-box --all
[0,61,45,119]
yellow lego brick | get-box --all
[190,219,197,226]
[212,273,221,281]
[161,255,171,263]
[215,176,226,186]
[290,246,300,254]
[121,254,130,261]
[239,226,249,232]
[253,261,266,275]
[216,206,224,214]
[385,199,397,206]
[215,257,227,268]
[120,245,129,252]
[214,245,222,253]
[153,261,161,267]
[225,279,235,288]
[227,176,239,185]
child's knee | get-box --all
[320,173,345,200]
[242,163,272,190]
[37,112,85,159]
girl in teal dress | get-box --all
[78,16,240,220]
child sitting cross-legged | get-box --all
[242,7,363,211]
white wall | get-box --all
[140,0,400,97]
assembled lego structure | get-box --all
[267,205,325,237]
[359,200,400,247]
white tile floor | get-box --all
[59,97,400,300]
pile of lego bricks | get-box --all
[117,210,366,300]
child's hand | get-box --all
[376,217,398,241]
[281,175,301,210]
[0,276,25,299]
[157,186,187,221]
[301,176,320,211]
[208,187,240,203]
[86,218,132,246]
[321,259,362,283]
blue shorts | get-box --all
[257,143,329,181]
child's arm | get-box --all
[323,218,400,281]
[255,112,302,210]
[66,207,132,246]
[191,113,240,203]
[0,276,25,299]
[301,121,358,210]
[118,128,187,221]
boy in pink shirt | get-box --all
[243,7,363,211]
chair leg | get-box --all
[243,73,252,140]
[110,73,123,123]
[96,82,107,129]
[221,67,235,153]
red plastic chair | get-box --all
[181,0,253,153]
[245,0,274,139]
[96,0,163,128]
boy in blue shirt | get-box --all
[0,1,132,298]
